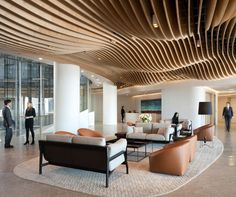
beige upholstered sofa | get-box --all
[126,122,175,142]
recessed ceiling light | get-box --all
[152,14,158,28]
[197,40,200,47]
[131,36,137,41]
[81,70,84,73]
[91,75,94,78]
[110,39,116,44]
[38,57,43,60]
[98,57,101,60]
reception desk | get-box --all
[125,113,160,123]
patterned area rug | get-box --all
[14,138,223,197]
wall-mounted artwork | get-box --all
[141,99,161,113]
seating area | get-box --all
[43,124,204,181]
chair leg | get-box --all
[106,171,109,187]
[39,151,43,174]
[126,161,129,174]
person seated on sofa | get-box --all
[171,112,179,125]
[171,112,182,137]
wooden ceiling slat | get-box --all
[0,0,235,86]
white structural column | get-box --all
[54,62,80,133]
[161,84,206,129]
[103,82,117,125]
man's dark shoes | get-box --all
[24,141,29,145]
[31,141,35,145]
[4,145,14,148]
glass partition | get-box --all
[0,54,53,136]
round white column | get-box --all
[54,62,80,133]
[161,84,206,129]
[103,82,117,125]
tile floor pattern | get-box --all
[0,124,236,197]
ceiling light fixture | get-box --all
[38,57,43,60]
[91,75,94,78]
[81,70,84,73]
[197,39,200,47]
[131,36,137,41]
[152,14,158,28]
[110,39,116,44]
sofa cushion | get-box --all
[77,128,103,137]
[135,123,152,133]
[134,127,143,133]
[72,136,106,146]
[108,139,127,157]
[127,132,147,140]
[146,134,165,141]
[46,134,73,143]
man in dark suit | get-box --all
[2,99,15,148]
[222,102,233,132]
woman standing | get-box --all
[24,102,36,145]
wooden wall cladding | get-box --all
[0,0,235,87]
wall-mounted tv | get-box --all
[141,99,161,113]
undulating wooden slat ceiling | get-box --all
[0,0,235,87]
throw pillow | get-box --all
[152,128,159,134]
[158,128,165,135]
[54,131,77,136]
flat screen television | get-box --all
[141,99,161,113]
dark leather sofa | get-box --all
[39,138,128,187]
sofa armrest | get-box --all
[108,139,127,158]
[163,127,174,141]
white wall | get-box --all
[162,85,206,129]
[117,94,162,123]
[103,82,117,125]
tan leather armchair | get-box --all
[193,124,214,141]
[149,141,190,176]
[164,135,197,162]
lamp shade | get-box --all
[198,102,212,115]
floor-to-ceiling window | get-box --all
[0,54,53,135]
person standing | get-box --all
[24,102,36,145]
[222,102,233,132]
[121,106,125,123]
[2,99,14,148]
